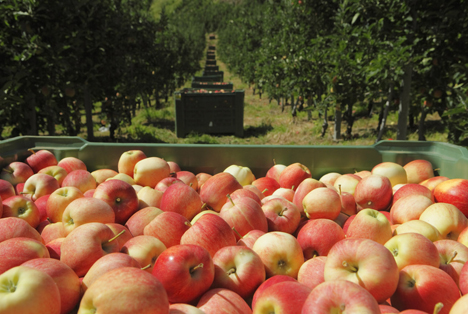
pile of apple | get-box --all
[184,89,235,94]
[2,149,468,314]
[196,82,229,85]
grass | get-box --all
[1,36,450,146]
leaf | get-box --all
[352,13,360,25]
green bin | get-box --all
[202,71,224,81]
[191,81,234,89]
[204,65,219,72]
[206,55,216,60]
[206,60,217,66]
[174,88,244,138]
[1,138,468,180]
[193,74,223,83]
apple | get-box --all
[81,252,140,291]
[337,185,357,216]
[137,186,163,209]
[271,187,295,202]
[278,162,312,190]
[57,157,87,174]
[60,222,121,277]
[0,216,43,243]
[0,179,15,203]
[0,161,34,185]
[420,176,449,192]
[251,275,297,309]
[0,266,61,314]
[434,179,468,217]
[41,221,66,244]
[160,182,203,221]
[384,232,440,270]
[354,174,393,211]
[152,244,215,304]
[403,159,434,184]
[301,280,381,314]
[379,305,400,313]
[346,208,393,245]
[220,195,268,239]
[237,229,265,249]
[334,212,351,228]
[241,184,265,201]
[333,173,361,195]
[118,150,147,178]
[434,239,468,287]
[372,161,407,187]
[106,173,136,185]
[144,211,191,248]
[303,187,342,220]
[252,176,280,197]
[355,170,372,179]
[0,237,50,274]
[265,162,287,182]
[319,172,341,185]
[22,257,81,314]
[79,267,169,313]
[93,179,139,224]
[200,172,242,212]
[457,225,468,247]
[227,188,262,205]
[211,245,265,299]
[61,169,97,193]
[34,194,49,222]
[223,165,255,186]
[390,194,433,224]
[197,288,253,314]
[324,238,399,303]
[195,172,212,193]
[46,237,65,260]
[125,206,163,236]
[169,303,204,314]
[91,168,119,185]
[62,197,116,235]
[121,235,167,272]
[21,173,60,201]
[394,220,442,242]
[181,212,236,257]
[133,157,170,187]
[26,149,58,173]
[252,231,304,278]
[2,195,40,228]
[261,197,301,234]
[459,262,468,295]
[390,264,460,314]
[46,186,84,223]
[167,161,181,173]
[393,183,434,204]
[155,177,184,192]
[450,294,468,314]
[297,256,327,290]
[252,281,311,314]
[419,202,468,240]
[297,219,345,259]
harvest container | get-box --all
[206,60,217,66]
[191,81,234,89]
[174,88,244,138]
[193,73,223,83]
[1,138,468,180]
[204,65,219,72]
[208,45,216,50]
[202,70,224,81]
[206,54,216,60]
[209,35,216,40]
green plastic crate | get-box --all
[1,138,468,179]
[204,65,219,72]
[174,88,244,138]
[191,81,234,89]
[208,45,216,50]
[193,74,223,83]
[206,55,216,60]
[206,60,217,66]
[202,71,224,81]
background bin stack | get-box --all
[175,40,244,138]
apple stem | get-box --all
[184,221,192,227]
[141,264,151,271]
[279,207,288,216]
[291,185,295,190]
[190,263,204,273]
[189,182,193,187]
[433,302,444,314]
[28,149,36,155]
[201,203,207,210]
[227,267,236,275]
[433,168,440,172]
[108,230,125,243]
[46,217,52,223]
[273,159,276,165]
[232,227,242,239]
[262,188,268,194]
[338,184,342,195]
[447,251,458,264]
[227,194,235,206]
[342,261,348,267]
[2,168,13,174]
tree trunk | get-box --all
[321,106,328,137]
[84,85,94,141]
[25,93,37,135]
[346,102,354,138]
[418,108,427,141]
[397,63,412,140]
[333,106,341,141]
[376,83,394,142]
[142,94,149,108]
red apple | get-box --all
[197,288,253,314]
[57,156,87,174]
[0,161,34,185]
[237,229,265,249]
[2,195,40,228]
[265,162,287,182]
[251,275,297,309]
[40,221,66,244]
[297,219,345,259]
[372,161,407,187]
[403,159,434,184]
[61,169,96,193]
[154,176,184,193]
[21,173,60,201]
[303,187,342,220]
[34,194,49,222]
[125,206,163,236]
[200,172,242,212]
[137,186,163,209]
[252,281,311,314]
[118,150,147,178]
[420,176,449,191]
[390,194,433,224]
[46,237,65,260]
[46,186,84,223]
[0,237,49,274]
[144,211,191,248]
[91,168,119,186]
[278,162,312,191]
[333,173,362,196]
[196,172,212,193]
[160,182,203,221]
[0,216,43,243]
[133,156,170,187]
[174,170,198,190]
[26,149,58,173]
[0,179,15,201]
[106,223,134,250]
[354,174,393,211]
[346,208,393,245]
[152,244,215,304]
[434,179,468,217]
[121,235,167,272]
[319,172,341,186]
[261,197,301,234]
[419,202,468,240]
[167,161,181,173]
[394,220,442,242]
[227,188,262,205]
[434,239,468,287]
[297,256,327,290]
[393,183,434,204]
[252,176,280,197]
[62,197,115,235]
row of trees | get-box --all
[0,0,223,140]
[216,0,468,144]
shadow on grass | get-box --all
[88,134,168,143]
[144,119,176,132]
[243,123,273,138]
